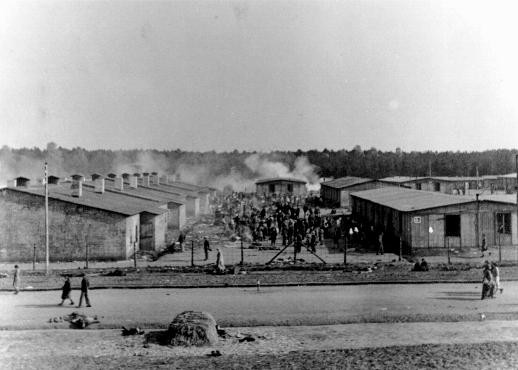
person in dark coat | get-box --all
[204,237,212,261]
[77,274,92,308]
[178,232,186,252]
[59,277,74,306]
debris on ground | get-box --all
[103,269,127,277]
[64,312,100,329]
[122,326,145,336]
[167,311,219,347]
[206,350,222,357]
[0,273,8,278]
[216,325,230,339]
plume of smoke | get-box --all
[172,154,320,192]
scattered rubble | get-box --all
[63,312,100,329]
[122,326,145,336]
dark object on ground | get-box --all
[238,334,256,343]
[0,273,8,278]
[206,350,222,357]
[167,311,218,346]
[65,312,100,329]
[103,269,127,277]
[216,324,230,339]
[122,326,145,336]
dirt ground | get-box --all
[3,322,518,369]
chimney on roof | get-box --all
[151,172,159,185]
[71,180,83,197]
[48,176,60,185]
[133,173,141,178]
[142,173,150,186]
[122,173,130,180]
[129,175,138,189]
[71,174,85,182]
[14,177,30,187]
[114,177,124,191]
[94,178,105,194]
[91,173,103,181]
[107,173,117,179]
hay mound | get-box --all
[167,311,218,347]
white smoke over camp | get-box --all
[0,145,321,192]
[174,154,321,192]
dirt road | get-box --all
[1,282,516,329]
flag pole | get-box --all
[45,162,49,274]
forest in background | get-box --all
[1,143,517,190]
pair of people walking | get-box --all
[481,261,502,300]
[59,274,92,308]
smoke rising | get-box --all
[0,145,321,192]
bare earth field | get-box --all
[2,284,518,368]
[3,322,518,369]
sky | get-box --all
[1,0,517,153]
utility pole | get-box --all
[44,162,49,275]
[475,193,480,250]
[516,155,518,258]
[191,240,194,267]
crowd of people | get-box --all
[213,192,392,256]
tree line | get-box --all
[1,143,517,183]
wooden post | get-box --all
[191,240,194,267]
[240,240,244,266]
[85,242,89,269]
[294,241,297,262]
[44,162,49,275]
[33,244,36,271]
[344,235,347,265]
[399,237,402,262]
[475,194,480,250]
[133,240,137,269]
[447,238,451,265]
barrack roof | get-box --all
[4,184,167,216]
[321,177,374,189]
[350,187,476,212]
[255,177,307,185]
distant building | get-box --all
[320,177,383,208]
[351,187,517,253]
[255,177,307,196]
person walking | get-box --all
[178,232,185,253]
[59,277,74,306]
[480,234,488,258]
[481,262,494,300]
[377,231,384,255]
[491,262,503,295]
[13,265,20,294]
[77,274,92,308]
[216,248,225,274]
[203,237,212,261]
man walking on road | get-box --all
[77,274,92,308]
[204,237,212,261]
[13,265,20,294]
[377,231,384,255]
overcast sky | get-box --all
[1,0,517,152]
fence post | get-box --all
[399,237,402,262]
[447,238,451,265]
[344,235,347,265]
[33,244,36,271]
[86,242,89,269]
[191,240,194,267]
[240,240,244,265]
